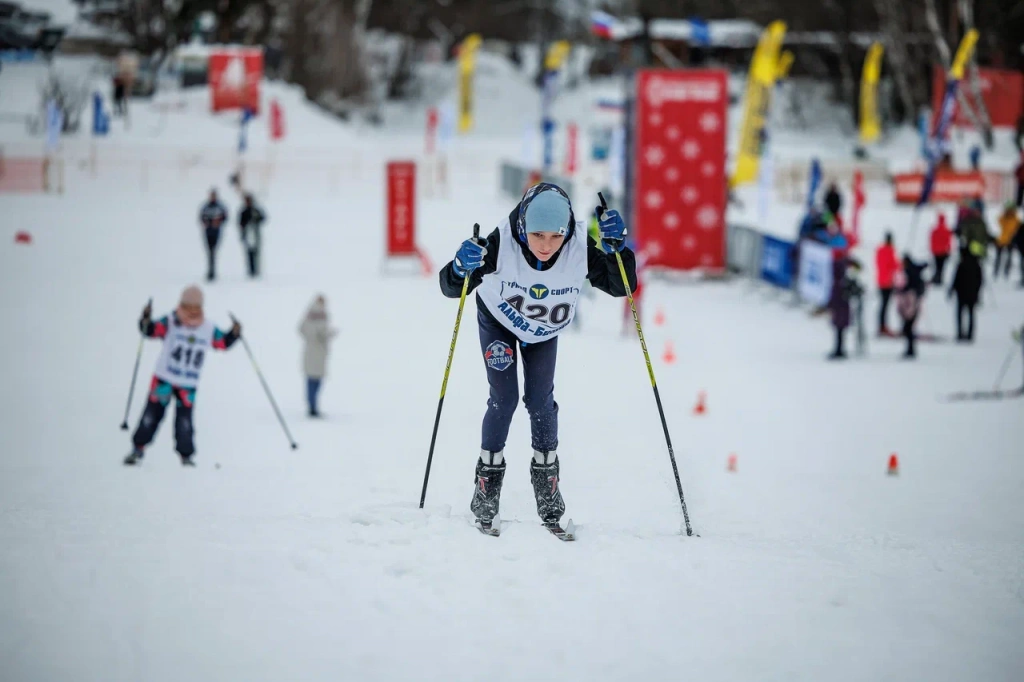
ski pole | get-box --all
[120,297,151,430]
[599,193,695,537]
[419,223,480,509]
[993,343,1016,390]
[229,313,298,450]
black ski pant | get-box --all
[132,377,196,456]
[878,287,893,333]
[204,227,221,280]
[931,254,949,284]
[956,298,976,340]
[903,316,917,357]
[477,306,558,454]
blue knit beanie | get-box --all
[518,184,571,238]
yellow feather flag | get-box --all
[731,20,787,189]
[544,41,572,71]
[458,34,483,134]
[859,42,885,145]
[949,29,979,80]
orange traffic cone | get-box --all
[14,231,32,244]
[887,453,899,476]
[662,340,676,365]
[727,453,737,472]
[693,390,706,415]
[653,307,665,326]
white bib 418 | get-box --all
[477,219,588,344]
[153,317,215,388]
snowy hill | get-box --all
[1,50,1023,682]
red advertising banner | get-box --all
[932,66,1024,129]
[632,69,728,270]
[209,49,263,114]
[892,171,1003,204]
[387,161,417,256]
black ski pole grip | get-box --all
[472,222,481,244]
[598,192,608,217]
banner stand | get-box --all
[382,161,432,277]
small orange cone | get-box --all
[662,340,676,365]
[653,307,665,326]
[693,390,706,415]
[887,453,899,476]
[14,231,32,244]
[727,453,737,472]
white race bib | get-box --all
[153,317,216,388]
[476,219,588,344]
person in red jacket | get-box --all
[930,213,953,285]
[875,231,901,336]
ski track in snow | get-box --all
[1,62,1023,682]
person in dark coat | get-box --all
[238,193,267,278]
[828,257,851,359]
[948,248,982,342]
[824,182,842,218]
[895,255,927,359]
[199,189,228,281]
[1014,213,1024,287]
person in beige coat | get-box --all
[299,295,337,417]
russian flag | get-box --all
[918,78,959,206]
[591,11,616,39]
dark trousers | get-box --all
[1016,182,1023,208]
[902,316,917,357]
[831,326,846,357]
[878,288,893,333]
[247,249,259,277]
[477,307,558,454]
[956,299,976,340]
[132,377,196,456]
[242,226,261,277]
[931,254,949,284]
[204,228,220,280]
[306,377,322,415]
[994,247,1012,279]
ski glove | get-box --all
[597,208,627,252]
[453,238,487,278]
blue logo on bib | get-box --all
[484,340,514,371]
[529,284,549,300]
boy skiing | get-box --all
[124,285,241,466]
[438,183,637,532]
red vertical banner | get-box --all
[632,69,728,270]
[209,49,263,114]
[387,161,416,256]
[564,122,578,176]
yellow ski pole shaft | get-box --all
[600,193,694,536]
[121,297,152,430]
[420,223,480,509]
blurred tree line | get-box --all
[73,0,1022,127]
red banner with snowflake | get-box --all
[631,69,728,270]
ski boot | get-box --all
[123,447,144,466]
[530,450,565,524]
[180,453,196,467]
[470,450,506,532]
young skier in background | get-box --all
[438,183,636,531]
[124,285,241,466]
[199,188,228,282]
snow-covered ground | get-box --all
[1,57,1023,682]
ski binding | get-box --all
[544,519,576,541]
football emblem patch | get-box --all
[484,340,515,371]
